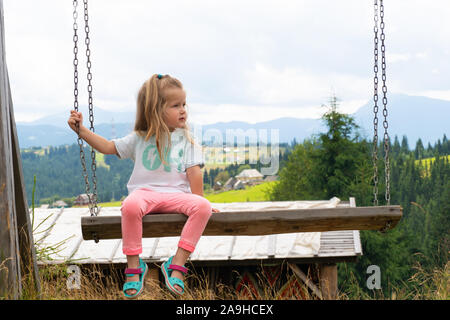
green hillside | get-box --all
[92,181,278,207]
[204,181,277,203]
[415,155,450,177]
[415,154,450,166]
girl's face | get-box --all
[162,87,187,132]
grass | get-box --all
[6,257,447,300]
[415,155,450,177]
[27,263,306,300]
[415,154,450,166]
[204,181,278,203]
[97,200,122,207]
[77,181,279,208]
[95,152,110,170]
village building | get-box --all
[235,169,264,184]
[213,181,222,191]
[74,193,94,206]
[233,180,245,190]
[223,177,238,191]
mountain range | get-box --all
[15,94,449,149]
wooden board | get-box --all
[0,0,41,297]
[0,0,21,298]
[81,205,402,241]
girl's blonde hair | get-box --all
[134,74,195,165]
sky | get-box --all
[3,0,450,125]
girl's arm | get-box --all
[68,110,117,155]
[186,165,204,196]
[186,165,220,212]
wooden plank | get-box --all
[288,263,322,299]
[9,86,41,295]
[353,230,362,255]
[0,0,20,298]
[349,197,356,208]
[0,1,40,298]
[81,205,402,241]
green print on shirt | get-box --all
[142,143,184,173]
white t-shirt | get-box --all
[112,128,204,194]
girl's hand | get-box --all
[212,207,220,213]
[68,110,84,133]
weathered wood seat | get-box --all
[81,204,402,242]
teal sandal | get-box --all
[161,256,188,296]
[123,258,148,299]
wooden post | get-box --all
[0,0,40,298]
[319,263,337,300]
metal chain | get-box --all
[83,0,99,215]
[73,0,99,216]
[372,0,379,206]
[379,0,391,205]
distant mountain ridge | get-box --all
[15,94,449,148]
[353,94,449,146]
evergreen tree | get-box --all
[414,138,424,159]
[269,96,371,203]
[401,136,409,153]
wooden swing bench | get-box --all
[81,201,402,242]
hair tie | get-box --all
[157,74,163,79]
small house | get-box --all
[74,193,94,206]
[213,181,222,191]
[235,169,264,184]
[233,180,245,190]
[223,177,237,191]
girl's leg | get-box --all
[170,247,191,293]
[153,192,212,293]
[124,255,140,295]
[121,188,160,255]
[121,189,212,293]
[120,189,161,295]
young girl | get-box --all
[68,73,219,298]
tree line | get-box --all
[21,142,291,206]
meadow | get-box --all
[11,253,448,300]
[84,181,278,208]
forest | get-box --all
[20,105,449,298]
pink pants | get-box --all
[120,188,212,255]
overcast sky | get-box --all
[3,0,450,125]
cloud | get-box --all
[187,98,368,125]
[4,0,450,123]
[187,103,325,125]
[413,90,450,102]
[243,63,371,105]
[388,53,412,63]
